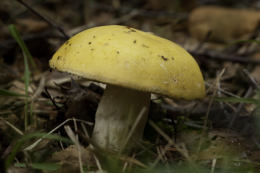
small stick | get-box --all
[196,69,225,154]
[15,0,69,39]
[23,118,93,151]
[189,49,260,64]
[211,158,217,173]
[120,107,147,154]
[228,86,253,128]
[243,69,260,89]
[64,125,85,173]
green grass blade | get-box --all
[23,50,30,130]
[22,51,30,96]
[15,162,61,171]
[8,24,36,69]
[8,24,33,130]
[5,132,72,169]
[0,88,27,97]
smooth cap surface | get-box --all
[50,25,205,99]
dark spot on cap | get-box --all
[93,35,96,38]
[69,43,72,46]
[125,26,137,34]
[161,55,168,61]
[133,40,137,44]
[126,26,136,31]
[117,51,120,54]
[88,42,92,45]
[142,44,149,48]
[65,41,69,45]
[158,55,168,61]
[91,48,94,51]
[57,56,61,60]
[171,57,174,60]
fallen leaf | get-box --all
[189,6,260,42]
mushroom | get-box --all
[49,25,205,152]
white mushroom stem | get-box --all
[91,84,150,152]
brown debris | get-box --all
[189,6,260,42]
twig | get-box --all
[197,69,225,154]
[15,0,69,39]
[148,120,192,167]
[90,1,187,19]
[0,118,24,136]
[44,87,61,110]
[228,86,253,128]
[189,49,260,64]
[211,158,217,173]
[228,68,258,128]
[80,123,104,172]
[68,9,140,36]
[205,81,240,98]
[120,107,147,154]
[243,69,260,89]
[23,118,93,151]
[31,73,46,101]
[64,125,84,173]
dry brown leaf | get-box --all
[189,6,260,42]
[51,145,95,170]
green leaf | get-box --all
[15,162,61,171]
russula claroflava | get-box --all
[49,25,205,151]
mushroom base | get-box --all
[91,84,150,152]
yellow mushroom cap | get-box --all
[50,25,205,99]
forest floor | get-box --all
[1,0,260,173]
